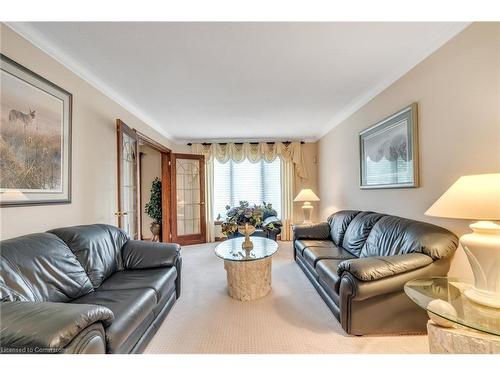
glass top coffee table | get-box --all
[215,237,279,301]
[404,277,500,336]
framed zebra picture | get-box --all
[0,54,72,206]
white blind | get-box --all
[213,158,281,219]
[365,157,413,185]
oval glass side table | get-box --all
[405,277,500,336]
[405,277,500,353]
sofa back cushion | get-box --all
[359,215,458,260]
[0,233,94,302]
[342,212,385,257]
[49,224,128,288]
[327,210,360,246]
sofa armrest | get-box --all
[122,240,181,270]
[292,222,331,240]
[338,253,433,282]
[0,302,113,353]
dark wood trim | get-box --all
[116,120,123,229]
[137,130,171,154]
[138,152,145,239]
[170,153,206,245]
[116,119,140,238]
[186,141,305,146]
[199,155,206,242]
[161,152,172,243]
[137,130,173,242]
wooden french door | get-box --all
[171,153,206,245]
[116,119,140,239]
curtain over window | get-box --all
[191,142,305,242]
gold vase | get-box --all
[238,223,256,250]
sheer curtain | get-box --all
[191,142,306,242]
[280,159,295,241]
[204,158,216,242]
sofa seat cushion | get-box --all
[295,240,336,256]
[72,288,156,353]
[316,259,344,295]
[98,267,177,305]
[303,245,356,268]
[295,251,319,280]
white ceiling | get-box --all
[8,22,469,143]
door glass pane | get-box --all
[120,132,138,239]
[176,158,201,235]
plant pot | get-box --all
[150,222,161,242]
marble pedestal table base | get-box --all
[427,321,500,353]
[224,257,272,301]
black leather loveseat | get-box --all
[293,210,458,335]
[0,224,181,354]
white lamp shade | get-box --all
[294,188,320,202]
[425,173,500,220]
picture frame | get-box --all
[0,54,72,206]
[359,103,418,189]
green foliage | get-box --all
[261,201,278,218]
[145,177,162,224]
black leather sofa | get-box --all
[293,210,458,335]
[0,224,181,354]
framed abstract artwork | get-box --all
[0,54,72,206]
[359,103,418,189]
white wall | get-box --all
[318,22,500,278]
[0,24,188,240]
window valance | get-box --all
[191,142,307,179]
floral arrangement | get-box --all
[221,201,281,236]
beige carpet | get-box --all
[145,241,428,354]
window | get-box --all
[213,158,281,219]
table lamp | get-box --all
[425,173,500,308]
[294,188,320,224]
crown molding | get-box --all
[5,22,177,142]
[315,22,471,140]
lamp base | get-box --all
[464,287,500,308]
[301,202,314,224]
[461,221,500,309]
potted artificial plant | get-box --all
[145,177,162,242]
